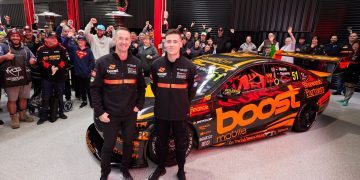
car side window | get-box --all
[264,64,301,87]
[221,65,266,96]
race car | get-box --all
[86,52,340,168]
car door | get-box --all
[212,64,276,144]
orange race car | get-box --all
[86,52,340,167]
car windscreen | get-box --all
[193,61,233,97]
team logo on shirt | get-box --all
[158,67,165,73]
[107,64,119,74]
[76,50,88,59]
[109,64,116,70]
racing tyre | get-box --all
[147,125,194,166]
[293,103,317,132]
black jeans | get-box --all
[155,119,187,169]
[76,76,91,103]
[39,79,65,120]
[31,78,42,99]
[101,112,137,175]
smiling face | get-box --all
[115,29,131,53]
[10,33,22,45]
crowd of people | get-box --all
[0,14,359,180]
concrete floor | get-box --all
[0,92,359,180]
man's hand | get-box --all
[51,66,59,75]
[230,29,235,34]
[99,112,110,123]
[133,107,140,112]
[287,26,293,34]
[5,52,14,60]
[29,58,36,65]
[90,18,97,25]
[202,24,206,29]
[177,25,182,29]
[207,27,212,32]
[107,25,114,32]
[191,21,195,27]
[134,43,138,49]
[146,21,150,26]
[146,55,153,59]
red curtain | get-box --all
[66,0,80,30]
[154,0,164,54]
[23,0,35,26]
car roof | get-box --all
[193,53,270,72]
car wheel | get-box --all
[292,103,317,132]
[147,125,194,166]
[63,100,73,112]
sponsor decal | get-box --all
[301,79,323,88]
[199,135,213,142]
[43,56,49,61]
[216,85,300,134]
[199,130,211,136]
[198,124,211,131]
[193,118,212,125]
[190,104,210,117]
[233,133,266,144]
[200,140,211,147]
[177,68,188,72]
[48,55,60,60]
[216,128,247,143]
[305,87,325,98]
[128,67,137,75]
[127,64,136,68]
[157,72,167,77]
[176,72,187,79]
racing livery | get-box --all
[86,52,339,167]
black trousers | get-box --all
[31,78,42,99]
[39,79,65,120]
[155,119,187,169]
[64,74,72,100]
[76,76,91,103]
[101,112,137,175]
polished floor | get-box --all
[0,92,359,180]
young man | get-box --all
[90,27,146,180]
[0,29,36,129]
[148,29,197,180]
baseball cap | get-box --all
[77,35,86,41]
[218,27,224,31]
[0,31,7,37]
[24,25,31,31]
[7,28,21,37]
[96,25,106,31]
[201,32,207,36]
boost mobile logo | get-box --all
[6,66,21,77]
[216,85,300,134]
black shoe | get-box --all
[37,119,46,125]
[0,108,3,112]
[120,167,133,180]
[148,166,166,180]
[100,173,108,180]
[332,92,341,95]
[0,120,4,125]
[177,170,186,180]
[79,102,87,108]
[59,113,67,119]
